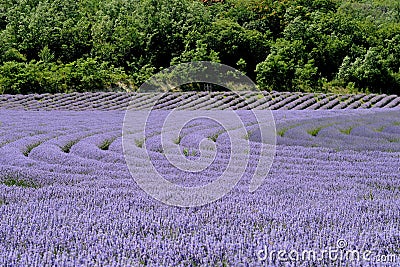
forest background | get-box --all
[0,0,399,95]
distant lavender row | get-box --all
[275,109,400,152]
[0,108,399,266]
[0,91,399,111]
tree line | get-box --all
[0,0,399,94]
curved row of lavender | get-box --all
[0,106,399,266]
[0,91,400,111]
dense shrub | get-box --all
[0,58,128,94]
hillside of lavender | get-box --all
[0,92,399,266]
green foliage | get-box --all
[337,46,398,94]
[61,139,79,153]
[183,148,189,157]
[363,190,374,201]
[64,57,128,92]
[374,126,385,133]
[1,175,37,188]
[171,40,220,65]
[135,138,144,148]
[340,126,353,135]
[256,39,317,91]
[307,126,323,137]
[294,59,320,92]
[99,139,114,151]
[0,58,128,94]
[24,141,42,156]
[0,0,399,94]
[203,18,270,79]
[277,127,288,137]
[174,136,182,145]
[209,132,220,142]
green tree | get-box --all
[171,40,220,65]
[337,47,398,94]
[256,39,308,91]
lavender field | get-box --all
[0,92,399,266]
[1,91,400,111]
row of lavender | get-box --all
[0,108,399,266]
[0,91,400,111]
[276,109,400,152]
